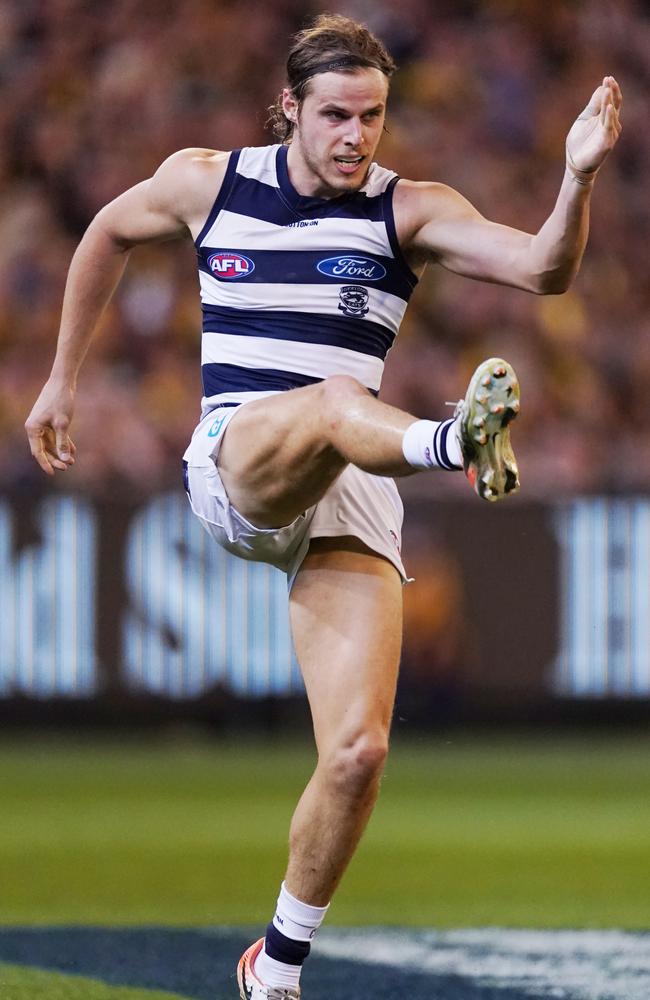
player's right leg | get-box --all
[217,357,520,531]
[455,357,520,502]
[217,375,416,531]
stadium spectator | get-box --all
[2,0,646,496]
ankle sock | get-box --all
[254,882,330,990]
[402,417,462,471]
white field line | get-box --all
[313,929,650,1000]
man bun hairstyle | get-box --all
[268,13,396,142]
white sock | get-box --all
[402,417,462,471]
[254,952,303,991]
[254,882,330,990]
[272,881,330,940]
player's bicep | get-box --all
[95,179,188,249]
[432,216,534,288]
[410,185,536,291]
[92,148,226,251]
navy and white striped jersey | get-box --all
[194,143,418,416]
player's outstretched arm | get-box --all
[397,77,622,295]
[25,149,227,475]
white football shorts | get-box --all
[182,402,408,587]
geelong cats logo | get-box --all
[338,285,369,318]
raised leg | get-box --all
[217,375,418,528]
[218,357,520,530]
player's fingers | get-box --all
[36,457,55,475]
[45,449,71,471]
[41,429,70,471]
[599,86,612,126]
[25,422,67,474]
[25,421,46,454]
[607,75,623,110]
[26,431,55,475]
[55,426,73,462]
[606,102,621,136]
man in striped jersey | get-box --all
[26,13,622,999]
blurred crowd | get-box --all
[1,0,648,499]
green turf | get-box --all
[1,734,649,928]
[0,961,191,999]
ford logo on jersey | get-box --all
[317,256,386,281]
[207,252,255,279]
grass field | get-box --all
[0,961,190,1000]
[1,731,649,929]
[1,731,649,998]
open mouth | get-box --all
[333,155,364,174]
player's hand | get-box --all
[565,76,622,179]
[25,379,77,475]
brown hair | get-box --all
[268,13,396,142]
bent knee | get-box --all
[324,731,389,798]
[319,375,368,425]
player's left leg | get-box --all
[284,539,402,905]
[238,539,402,999]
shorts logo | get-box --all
[338,285,369,318]
[207,252,255,279]
[317,256,386,281]
[207,413,228,438]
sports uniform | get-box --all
[183,143,419,582]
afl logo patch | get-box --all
[207,252,255,279]
[338,285,369,318]
[317,255,386,281]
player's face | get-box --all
[284,68,388,198]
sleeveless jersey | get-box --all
[194,143,418,417]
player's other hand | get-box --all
[566,76,623,176]
[25,379,77,475]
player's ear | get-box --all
[282,88,298,125]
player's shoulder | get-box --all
[153,147,231,188]
[147,148,232,229]
[393,178,461,214]
[393,178,475,242]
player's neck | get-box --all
[285,141,365,201]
